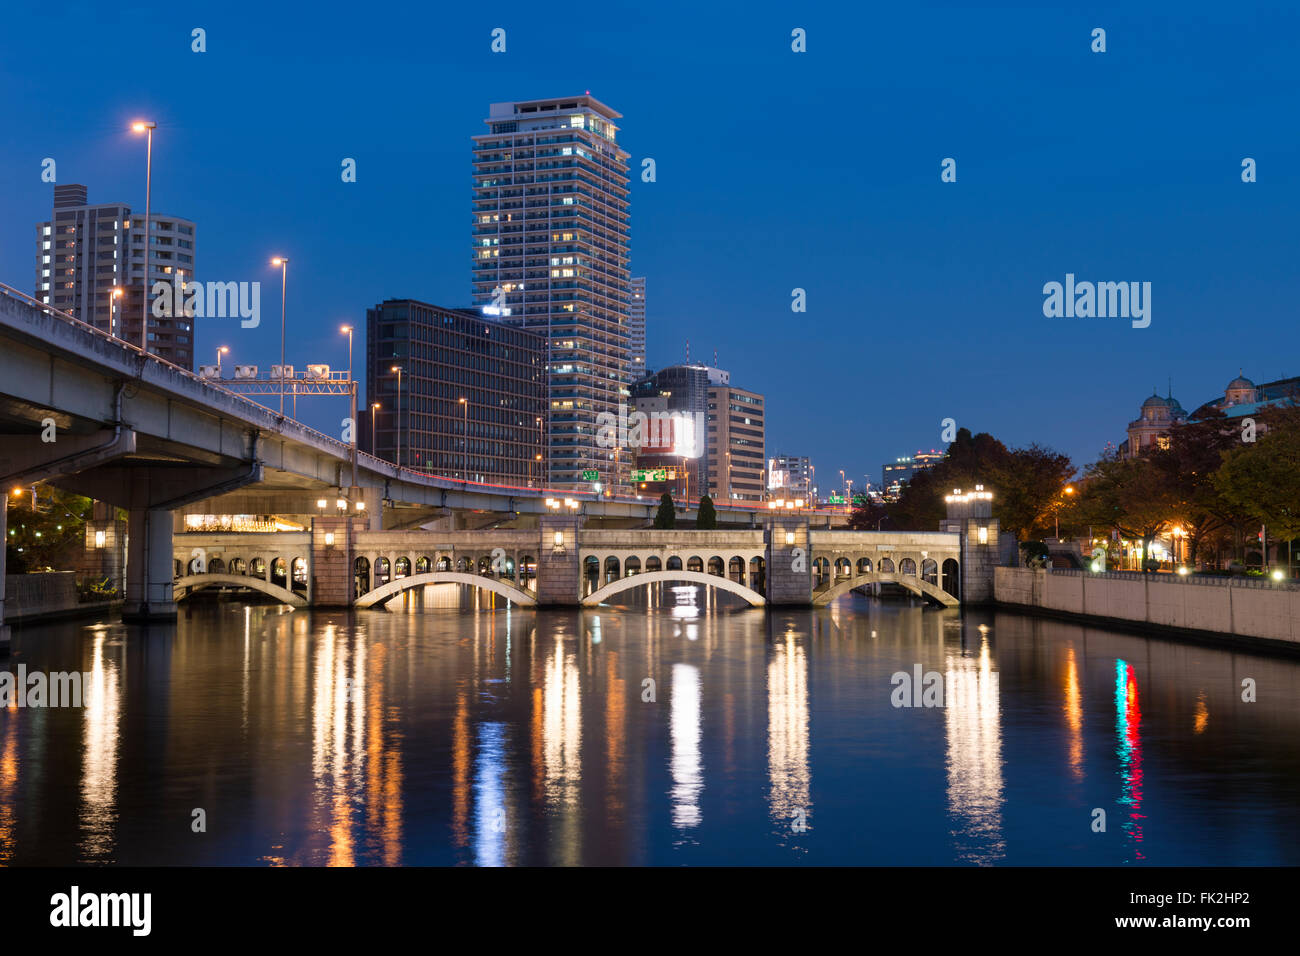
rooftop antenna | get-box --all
[713,349,718,367]
[686,339,690,365]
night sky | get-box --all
[2,0,1297,490]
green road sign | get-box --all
[631,468,668,482]
[581,470,599,482]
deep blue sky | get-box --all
[3,1,1297,490]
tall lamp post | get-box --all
[390,366,403,468]
[1056,484,1075,539]
[108,286,123,338]
[370,402,380,456]
[215,345,228,377]
[130,121,156,352]
[341,325,356,486]
[270,256,289,414]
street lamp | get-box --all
[1055,484,1076,539]
[130,121,156,353]
[341,325,356,486]
[108,286,123,338]
[458,397,468,480]
[270,256,289,415]
[390,366,403,468]
[215,345,228,377]
[370,402,380,456]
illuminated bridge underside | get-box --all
[583,570,766,608]
[354,571,537,608]
[174,573,306,606]
[814,573,959,608]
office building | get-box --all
[364,299,545,484]
[472,95,632,490]
[628,276,646,373]
[708,378,765,502]
[36,183,197,368]
[880,450,945,494]
[630,363,711,500]
[768,455,813,500]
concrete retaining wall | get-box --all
[995,567,1300,647]
[4,572,81,622]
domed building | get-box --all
[1222,371,1258,408]
[1119,371,1299,457]
[1121,389,1187,457]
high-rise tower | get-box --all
[472,95,631,489]
[36,183,197,368]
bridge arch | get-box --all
[354,571,537,609]
[583,569,765,608]
[175,573,306,606]
[813,572,958,608]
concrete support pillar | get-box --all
[764,517,812,606]
[362,486,383,530]
[537,515,582,606]
[311,516,355,607]
[124,507,177,621]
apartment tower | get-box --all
[36,183,197,368]
[472,95,631,490]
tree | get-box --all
[1075,447,1180,570]
[653,492,676,529]
[885,427,1074,540]
[848,494,888,531]
[1213,409,1300,566]
[1156,410,1241,566]
[4,485,93,575]
[994,443,1076,540]
[696,494,717,530]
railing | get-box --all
[3,280,848,515]
[1049,567,1300,591]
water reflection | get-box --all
[944,628,1004,865]
[1115,659,1145,862]
[766,625,810,837]
[1,599,1298,865]
[670,663,703,831]
[80,629,120,862]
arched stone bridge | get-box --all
[172,513,999,610]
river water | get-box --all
[1,593,1298,865]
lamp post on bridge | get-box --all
[270,256,289,415]
[130,121,156,354]
[108,286,123,338]
[341,325,356,487]
[370,402,380,456]
[390,366,404,468]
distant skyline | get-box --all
[3,0,1297,488]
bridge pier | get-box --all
[536,515,582,606]
[58,463,263,622]
[765,516,813,606]
[124,507,177,620]
[311,515,358,607]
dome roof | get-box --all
[1141,393,1172,409]
[1228,373,1254,390]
